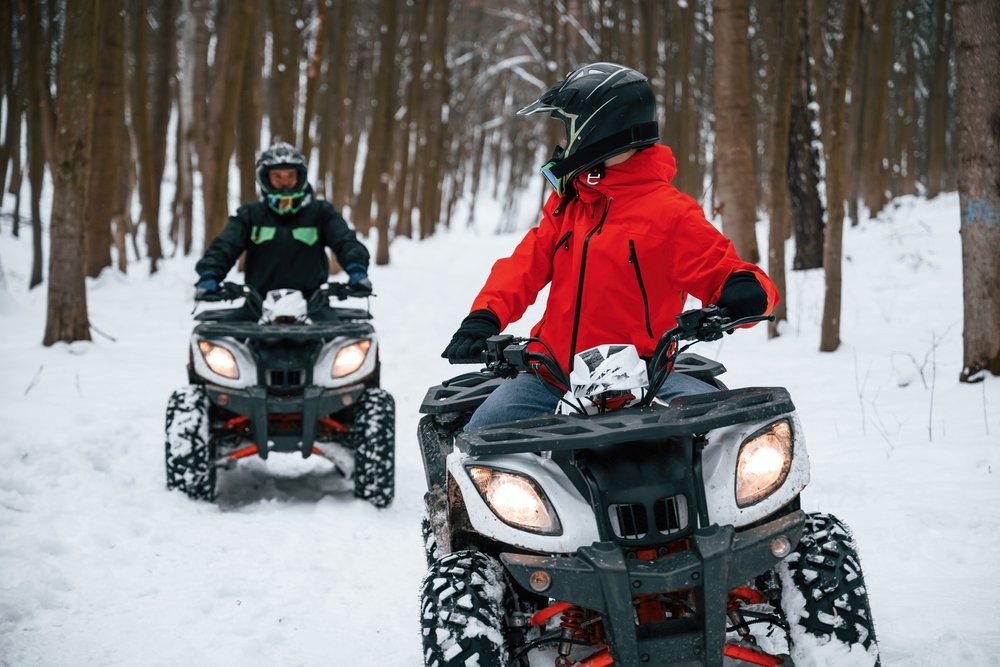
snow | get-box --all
[1,192,999,666]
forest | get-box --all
[0,0,997,379]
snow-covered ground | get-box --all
[1,193,998,666]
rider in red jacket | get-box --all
[443,63,778,429]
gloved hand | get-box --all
[715,271,768,320]
[442,310,501,362]
[194,273,220,299]
[344,263,373,295]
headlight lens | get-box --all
[735,420,793,507]
[467,466,561,535]
[332,340,371,378]
[198,341,239,379]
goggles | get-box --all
[540,145,566,196]
[266,190,307,215]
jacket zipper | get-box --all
[555,230,573,252]
[568,198,612,370]
[628,240,654,338]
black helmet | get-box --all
[518,62,659,195]
[255,141,309,214]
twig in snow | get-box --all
[88,320,118,343]
[982,376,990,436]
[854,350,871,436]
[928,331,937,442]
[24,365,44,395]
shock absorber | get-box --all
[556,605,587,664]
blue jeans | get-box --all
[465,371,719,431]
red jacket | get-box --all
[470,144,779,371]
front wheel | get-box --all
[420,551,522,667]
[777,512,880,666]
[164,385,216,501]
[351,388,395,508]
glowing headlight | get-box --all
[467,466,561,535]
[198,341,239,379]
[735,420,793,507]
[331,340,371,378]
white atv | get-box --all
[417,306,879,666]
[164,281,394,507]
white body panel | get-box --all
[447,451,600,554]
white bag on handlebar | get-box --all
[557,344,648,415]
[259,289,310,324]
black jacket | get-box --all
[196,187,369,296]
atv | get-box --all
[164,281,394,507]
[417,306,879,666]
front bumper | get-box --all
[502,510,805,667]
[205,383,366,458]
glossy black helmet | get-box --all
[255,141,309,214]
[518,62,659,194]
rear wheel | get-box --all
[777,512,880,666]
[420,551,523,667]
[351,388,395,508]
[164,385,216,501]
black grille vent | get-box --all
[608,494,688,540]
[267,368,305,388]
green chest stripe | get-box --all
[250,226,319,246]
[250,226,276,244]
[291,227,319,246]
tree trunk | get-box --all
[953,0,1000,381]
[85,0,126,277]
[790,0,825,271]
[44,0,102,346]
[925,0,952,198]
[203,2,255,243]
[130,0,163,273]
[860,0,895,219]
[265,0,302,143]
[237,2,263,206]
[766,0,802,339]
[172,0,196,256]
[298,0,327,162]
[418,0,449,238]
[820,0,862,353]
[372,0,400,264]
[712,0,760,263]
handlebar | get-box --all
[445,306,774,407]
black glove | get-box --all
[442,310,501,362]
[715,271,768,320]
[194,273,220,299]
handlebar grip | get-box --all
[447,352,488,365]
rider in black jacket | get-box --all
[195,141,371,301]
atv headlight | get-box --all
[467,466,561,535]
[198,341,239,379]
[332,340,371,378]
[735,420,793,507]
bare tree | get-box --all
[86,0,127,278]
[44,0,102,346]
[766,0,802,338]
[712,0,760,263]
[789,0,825,271]
[953,0,1000,381]
[820,0,862,353]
